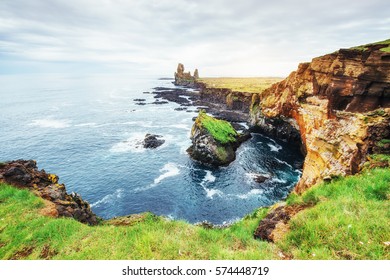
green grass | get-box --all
[1,167,389,260]
[196,110,238,144]
[199,77,283,93]
[351,38,390,52]
[281,168,390,259]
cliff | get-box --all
[250,39,390,193]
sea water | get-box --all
[0,74,303,224]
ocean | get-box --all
[0,73,303,224]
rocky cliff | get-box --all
[250,39,390,193]
[0,160,98,225]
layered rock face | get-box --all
[250,41,390,193]
[187,111,250,166]
[174,63,199,86]
[0,160,98,225]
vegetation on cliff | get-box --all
[1,166,388,260]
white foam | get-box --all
[267,143,282,152]
[29,118,71,129]
[74,122,97,127]
[153,162,180,185]
[236,189,263,199]
[90,188,124,207]
[109,133,145,153]
[204,170,216,183]
[205,188,223,199]
[275,158,293,168]
[270,177,288,184]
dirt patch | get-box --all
[9,246,35,259]
[39,200,59,218]
[39,245,58,259]
[254,203,312,242]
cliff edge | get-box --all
[250,39,390,193]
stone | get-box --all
[143,134,165,149]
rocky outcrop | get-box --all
[143,134,165,149]
[250,39,390,193]
[174,63,199,86]
[0,160,98,225]
[187,111,250,166]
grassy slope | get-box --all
[196,110,238,144]
[1,168,389,260]
[199,77,283,93]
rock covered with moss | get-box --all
[187,110,250,166]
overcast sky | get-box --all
[1,0,389,77]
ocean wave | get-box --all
[275,158,293,168]
[74,122,97,127]
[90,188,124,207]
[267,143,282,152]
[236,189,263,199]
[205,188,223,199]
[153,163,180,185]
[29,118,71,128]
[109,133,145,153]
[269,177,287,184]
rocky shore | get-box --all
[0,160,98,225]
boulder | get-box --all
[143,134,165,149]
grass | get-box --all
[282,168,390,259]
[199,77,283,93]
[350,38,390,52]
[0,167,389,260]
[196,110,238,144]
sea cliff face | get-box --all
[250,40,390,192]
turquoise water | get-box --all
[0,74,303,224]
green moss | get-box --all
[377,139,390,147]
[196,110,238,144]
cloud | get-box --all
[0,0,389,76]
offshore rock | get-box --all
[0,160,98,225]
[250,39,390,193]
[187,110,250,166]
[143,134,165,149]
[174,63,199,86]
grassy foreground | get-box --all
[199,77,283,93]
[0,168,389,260]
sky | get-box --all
[0,0,389,77]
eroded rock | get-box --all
[0,160,98,225]
[250,40,390,192]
